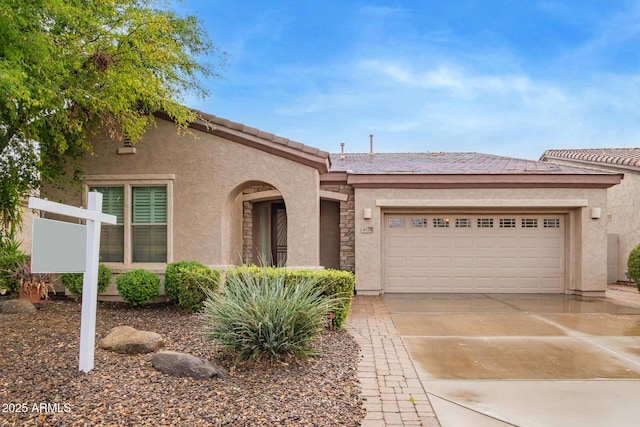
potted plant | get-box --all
[12,258,55,303]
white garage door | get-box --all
[384,214,565,293]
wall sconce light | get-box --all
[363,208,372,219]
[590,207,601,219]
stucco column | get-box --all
[283,176,321,268]
[354,188,383,294]
[575,202,609,295]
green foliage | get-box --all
[200,268,342,361]
[225,266,355,328]
[0,139,39,239]
[60,264,112,299]
[628,243,640,289]
[0,234,28,294]
[0,0,225,214]
[115,269,159,306]
[164,261,221,312]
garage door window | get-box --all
[388,217,405,228]
[521,218,538,228]
[433,218,450,228]
[411,218,428,227]
[544,218,561,228]
[477,218,494,228]
[499,218,516,228]
[455,218,472,228]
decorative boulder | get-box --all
[0,299,36,314]
[151,350,226,379]
[99,326,164,354]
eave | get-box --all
[345,173,622,189]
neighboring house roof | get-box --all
[329,152,606,174]
[540,148,640,171]
[155,111,331,173]
[324,152,621,188]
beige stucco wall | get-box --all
[605,172,640,280]
[543,159,639,282]
[353,187,609,295]
[47,118,322,270]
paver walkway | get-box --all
[346,296,441,427]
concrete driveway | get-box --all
[384,293,640,427]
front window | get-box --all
[89,182,170,264]
[91,187,124,262]
[132,187,167,262]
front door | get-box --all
[271,203,287,266]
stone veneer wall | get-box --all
[321,184,355,272]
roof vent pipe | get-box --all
[340,142,345,159]
[369,134,374,155]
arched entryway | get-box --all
[240,184,288,266]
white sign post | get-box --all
[29,194,117,373]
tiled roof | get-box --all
[329,152,605,175]
[195,111,330,158]
[541,148,640,169]
[155,110,330,172]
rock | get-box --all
[0,299,37,314]
[151,350,226,379]
[99,326,164,354]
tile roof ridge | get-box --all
[195,110,329,158]
[542,147,640,168]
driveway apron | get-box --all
[384,293,640,427]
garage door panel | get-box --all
[542,277,562,291]
[495,257,518,268]
[519,257,541,268]
[385,214,565,293]
[409,256,429,268]
[454,237,473,248]
[477,237,496,248]
[454,257,474,268]
[410,236,428,248]
[542,257,562,269]
[387,276,407,290]
[431,257,451,268]
[497,237,519,248]
[431,277,453,291]
[476,257,495,268]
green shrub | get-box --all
[0,236,28,295]
[164,261,221,312]
[200,267,342,361]
[628,243,640,289]
[225,265,355,328]
[115,269,160,306]
[60,264,112,299]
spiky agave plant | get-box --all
[199,267,341,361]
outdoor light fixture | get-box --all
[590,208,601,219]
[363,208,372,219]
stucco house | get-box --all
[540,148,640,283]
[46,112,621,296]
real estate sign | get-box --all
[29,195,116,373]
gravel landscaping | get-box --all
[0,298,364,426]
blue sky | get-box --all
[174,0,640,160]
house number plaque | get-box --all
[360,226,373,234]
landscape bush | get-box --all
[0,236,28,295]
[225,265,355,328]
[628,243,640,289]
[115,269,160,306]
[164,261,221,312]
[60,264,112,299]
[200,267,343,361]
